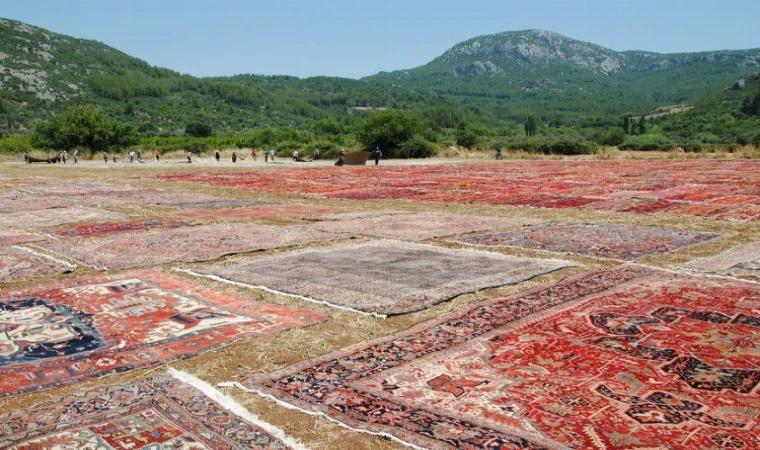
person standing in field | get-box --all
[293,150,299,162]
[313,148,320,160]
[102,151,108,163]
[373,147,382,166]
[251,148,257,161]
[187,151,193,163]
[72,149,79,164]
[155,150,160,162]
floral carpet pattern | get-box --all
[451,223,719,260]
[154,160,760,221]
[0,246,75,282]
[0,269,327,397]
[244,266,760,450]
[0,206,129,228]
[680,241,760,279]
[311,212,543,241]
[35,223,339,270]
[45,218,193,237]
[192,240,571,315]
[0,372,306,449]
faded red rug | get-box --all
[243,266,760,449]
[0,269,327,397]
[0,370,307,449]
[312,212,543,241]
[451,223,719,260]
[190,240,571,316]
[0,246,75,282]
[35,223,339,270]
[0,206,129,228]
[0,231,45,246]
[173,204,348,222]
[45,218,192,237]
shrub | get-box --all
[31,105,138,153]
[753,133,760,149]
[185,122,212,138]
[0,134,32,154]
[455,129,479,149]
[397,136,436,158]
[355,109,426,157]
[598,128,626,147]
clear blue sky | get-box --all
[3,0,758,79]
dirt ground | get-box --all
[1,155,758,449]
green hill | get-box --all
[0,18,440,136]
[365,30,760,124]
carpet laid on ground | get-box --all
[0,246,75,282]
[35,223,338,270]
[0,370,308,449]
[242,265,760,450]
[0,230,45,246]
[45,218,192,237]
[0,206,129,228]
[680,241,760,279]
[0,196,70,214]
[190,240,571,316]
[172,204,348,222]
[20,181,141,196]
[154,160,760,222]
[0,269,327,397]
[452,223,719,260]
[312,212,542,241]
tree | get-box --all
[622,115,631,135]
[31,106,137,152]
[637,117,646,135]
[524,116,537,137]
[185,122,212,137]
[455,124,479,149]
[355,109,426,156]
[600,128,626,147]
[310,117,344,135]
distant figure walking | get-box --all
[232,152,238,163]
[293,150,299,162]
[215,151,220,162]
[495,146,503,160]
[128,151,136,163]
[136,149,142,161]
[72,149,79,164]
[313,148,320,160]
[373,147,382,166]
[62,150,68,164]
[187,151,193,163]
[23,151,28,163]
[251,148,257,161]
[268,149,275,162]
[155,150,161,162]
[102,151,109,163]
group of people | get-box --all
[101,150,161,163]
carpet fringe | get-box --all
[168,369,311,450]
[220,381,431,450]
[173,267,388,319]
[632,262,760,285]
[13,245,77,271]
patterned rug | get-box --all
[0,196,70,214]
[164,198,278,210]
[243,266,760,449]
[0,246,75,282]
[35,224,338,270]
[20,181,140,196]
[0,206,129,228]
[0,269,327,397]
[680,241,760,279]
[0,231,45,246]
[172,204,348,222]
[190,240,571,316]
[312,213,543,241]
[0,370,307,449]
[155,160,760,222]
[45,218,193,237]
[451,223,719,260]
[80,190,233,208]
